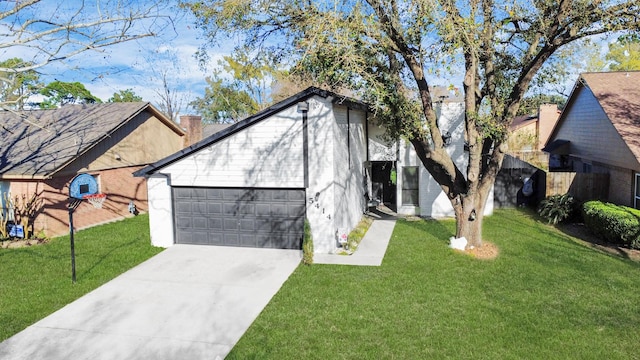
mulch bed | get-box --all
[1,238,49,249]
[557,223,640,262]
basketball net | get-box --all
[83,193,107,209]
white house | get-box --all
[134,87,492,253]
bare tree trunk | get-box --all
[451,184,490,249]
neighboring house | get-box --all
[509,104,561,152]
[507,104,561,169]
[0,102,185,238]
[135,87,492,253]
[544,71,640,208]
[179,115,231,147]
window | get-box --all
[635,173,640,210]
[402,167,419,206]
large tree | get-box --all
[189,50,279,123]
[606,35,640,70]
[0,0,171,110]
[0,58,42,109]
[38,80,101,108]
[109,88,144,103]
[184,0,640,248]
[190,74,258,123]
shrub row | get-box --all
[582,201,640,249]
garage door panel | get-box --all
[289,204,306,217]
[206,188,223,199]
[193,217,208,229]
[208,203,222,214]
[223,233,240,246]
[271,204,288,216]
[174,187,305,249]
[208,218,223,230]
[240,219,254,231]
[224,218,239,230]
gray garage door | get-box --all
[173,187,305,249]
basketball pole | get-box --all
[68,199,82,283]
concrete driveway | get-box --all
[0,245,301,360]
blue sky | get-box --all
[2,1,617,117]
[2,1,227,115]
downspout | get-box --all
[298,101,310,188]
[365,111,370,162]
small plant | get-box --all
[302,219,313,265]
[538,193,575,225]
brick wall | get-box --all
[8,166,149,238]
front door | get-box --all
[371,161,397,210]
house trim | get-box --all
[134,87,369,178]
[635,173,640,209]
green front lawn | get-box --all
[229,209,640,359]
[0,214,162,342]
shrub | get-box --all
[302,219,314,265]
[582,201,640,249]
[538,193,575,225]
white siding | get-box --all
[555,86,639,170]
[305,98,337,253]
[419,102,467,217]
[368,124,397,161]
[147,175,174,247]
[381,102,493,218]
[163,108,305,188]
[333,106,367,241]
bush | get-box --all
[538,193,576,225]
[582,201,640,249]
[302,219,314,265]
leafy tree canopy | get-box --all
[517,94,566,116]
[0,1,172,111]
[606,35,640,71]
[190,74,258,123]
[39,81,102,109]
[108,89,144,103]
[183,0,640,246]
[0,58,42,109]
[190,47,281,123]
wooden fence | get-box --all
[546,172,609,201]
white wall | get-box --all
[147,174,174,247]
[332,105,367,244]
[305,97,337,253]
[370,101,493,218]
[163,107,305,188]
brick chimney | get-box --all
[180,115,203,147]
[537,104,560,150]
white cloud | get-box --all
[2,3,231,116]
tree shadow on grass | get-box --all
[555,222,640,265]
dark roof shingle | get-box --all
[581,71,640,162]
[0,102,167,178]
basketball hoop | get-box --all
[83,193,107,209]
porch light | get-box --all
[297,101,309,112]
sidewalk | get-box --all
[314,208,396,266]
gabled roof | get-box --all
[134,86,369,177]
[0,102,183,179]
[580,71,640,161]
[510,114,537,131]
[549,71,640,160]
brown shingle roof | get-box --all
[0,102,181,179]
[581,71,640,162]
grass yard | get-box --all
[228,209,640,359]
[0,214,162,342]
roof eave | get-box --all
[135,86,368,177]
